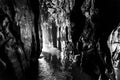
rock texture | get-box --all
[0,0,120,80]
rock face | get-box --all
[0,0,120,80]
[0,0,74,80]
[0,0,37,80]
[107,23,120,80]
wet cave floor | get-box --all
[38,51,72,80]
[37,51,94,80]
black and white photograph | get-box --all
[0,0,120,80]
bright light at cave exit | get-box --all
[41,22,64,61]
[42,22,54,51]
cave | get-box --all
[0,0,120,80]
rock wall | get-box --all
[0,0,120,80]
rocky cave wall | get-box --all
[0,0,120,80]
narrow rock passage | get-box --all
[38,57,55,80]
[38,51,72,80]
